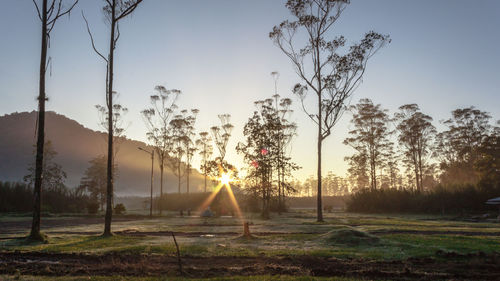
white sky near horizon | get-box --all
[0,0,499,182]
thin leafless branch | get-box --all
[32,0,42,21]
[82,11,108,62]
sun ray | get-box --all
[224,183,242,219]
[198,182,223,213]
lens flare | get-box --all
[219,173,232,185]
[197,170,242,219]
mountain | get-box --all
[0,111,205,196]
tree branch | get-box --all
[116,0,143,21]
[82,11,108,63]
[32,0,42,21]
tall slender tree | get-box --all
[270,0,390,221]
[183,110,199,194]
[83,0,143,236]
[142,86,180,214]
[343,99,393,190]
[30,0,78,241]
[196,132,213,192]
[395,104,436,191]
[96,99,128,171]
[211,114,234,169]
[168,110,198,194]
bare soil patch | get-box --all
[1,251,500,280]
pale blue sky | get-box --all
[1,0,499,181]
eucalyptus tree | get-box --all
[182,109,199,194]
[142,86,180,214]
[30,0,78,241]
[237,98,299,218]
[82,0,142,236]
[169,110,198,193]
[436,107,493,185]
[344,99,393,191]
[269,71,298,212]
[196,132,213,192]
[395,104,436,191]
[270,0,390,221]
[237,100,279,218]
[210,114,234,175]
[274,96,297,212]
[96,99,128,163]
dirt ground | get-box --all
[1,250,500,280]
[2,212,500,280]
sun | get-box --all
[219,173,232,185]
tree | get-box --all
[30,0,78,241]
[25,141,67,195]
[182,110,199,194]
[384,148,400,190]
[168,109,199,193]
[196,132,213,192]
[142,85,180,214]
[345,153,369,191]
[394,104,436,191]
[96,98,129,161]
[344,99,393,191]
[211,114,234,172]
[237,98,299,218]
[78,156,113,211]
[270,0,390,221]
[475,131,500,188]
[83,0,143,236]
[237,101,277,218]
[436,107,493,185]
[268,72,298,212]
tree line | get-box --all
[291,100,499,202]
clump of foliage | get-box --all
[113,203,126,215]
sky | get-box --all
[1,0,499,182]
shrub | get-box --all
[114,203,126,215]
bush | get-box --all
[114,203,126,215]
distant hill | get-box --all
[0,111,205,196]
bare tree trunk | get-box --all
[317,137,323,222]
[413,153,420,192]
[30,0,48,241]
[149,151,154,218]
[418,150,423,192]
[186,164,190,194]
[159,161,163,215]
[103,2,116,237]
[317,92,324,222]
[177,160,181,194]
